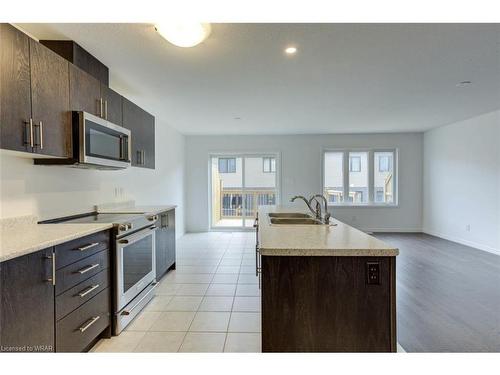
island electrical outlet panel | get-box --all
[366,261,381,285]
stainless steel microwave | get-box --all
[35,111,131,170]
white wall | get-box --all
[423,110,500,254]
[185,133,423,232]
[0,119,186,237]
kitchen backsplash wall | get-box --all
[0,119,186,237]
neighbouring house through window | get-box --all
[218,158,236,173]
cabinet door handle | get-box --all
[76,263,100,274]
[39,121,43,149]
[104,100,108,119]
[24,119,34,148]
[78,316,100,333]
[77,284,100,298]
[99,98,104,118]
[44,253,56,286]
[77,242,99,252]
[137,150,142,165]
[142,150,146,165]
[34,121,43,149]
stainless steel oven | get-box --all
[115,223,157,334]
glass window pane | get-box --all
[348,152,368,203]
[324,152,344,203]
[244,156,277,227]
[374,152,394,203]
[349,156,361,172]
[212,157,243,227]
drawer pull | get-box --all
[76,263,100,274]
[77,284,100,298]
[77,242,100,252]
[78,316,100,333]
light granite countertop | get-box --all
[0,215,112,263]
[257,206,399,256]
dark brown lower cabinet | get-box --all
[0,230,112,353]
[155,209,176,279]
[0,248,55,352]
[261,255,396,352]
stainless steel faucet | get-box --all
[290,194,331,224]
[308,194,331,224]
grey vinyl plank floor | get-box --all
[375,233,500,352]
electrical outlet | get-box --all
[366,262,380,285]
[465,224,471,232]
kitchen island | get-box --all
[256,206,399,352]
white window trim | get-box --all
[321,148,399,207]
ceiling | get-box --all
[17,23,500,135]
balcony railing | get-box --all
[220,189,277,218]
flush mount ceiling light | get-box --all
[155,22,211,48]
[456,80,472,87]
[285,46,297,55]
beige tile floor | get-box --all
[92,232,262,353]
[92,231,406,353]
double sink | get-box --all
[268,212,325,225]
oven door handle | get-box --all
[117,225,157,245]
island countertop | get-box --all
[257,206,399,257]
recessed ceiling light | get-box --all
[285,46,297,55]
[456,81,472,87]
[155,22,211,48]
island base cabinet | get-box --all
[261,255,396,352]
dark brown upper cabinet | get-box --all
[40,40,109,85]
[0,23,33,153]
[69,64,101,116]
[30,39,71,158]
[1,25,154,164]
[122,97,155,169]
[100,84,123,125]
[0,247,55,352]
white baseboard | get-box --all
[422,228,500,256]
[358,228,422,233]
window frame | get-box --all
[322,148,398,207]
[262,157,276,173]
[218,157,236,173]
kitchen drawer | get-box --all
[56,287,110,352]
[55,230,110,270]
[56,249,109,295]
[56,269,110,321]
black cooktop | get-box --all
[47,212,143,224]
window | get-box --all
[379,155,391,172]
[218,158,236,173]
[374,152,394,204]
[323,150,397,206]
[349,156,361,172]
[323,152,344,203]
[348,152,368,203]
[263,157,276,173]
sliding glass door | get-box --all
[210,154,278,229]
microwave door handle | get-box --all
[119,136,124,160]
